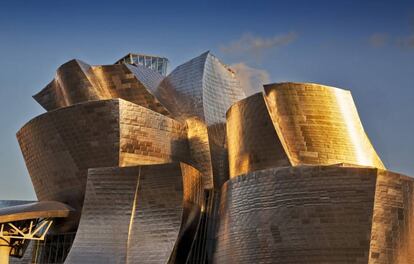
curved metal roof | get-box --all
[0,201,74,223]
[0,200,34,208]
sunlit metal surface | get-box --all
[264,82,385,168]
[368,170,414,263]
[33,60,170,115]
[64,162,203,264]
[227,93,291,177]
[214,165,414,263]
[17,99,189,231]
[227,83,385,178]
[154,52,245,189]
[15,51,412,264]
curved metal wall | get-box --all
[33,60,170,116]
[215,166,378,263]
[368,170,414,263]
[214,166,414,264]
[153,52,246,189]
[65,162,203,264]
[227,83,385,178]
[17,99,189,231]
[264,82,385,168]
[226,93,291,177]
[185,117,214,184]
[33,52,246,190]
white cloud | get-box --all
[231,63,270,96]
[221,32,297,58]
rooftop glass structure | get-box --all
[115,53,169,76]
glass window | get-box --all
[138,56,144,66]
[132,55,139,64]
[145,56,151,67]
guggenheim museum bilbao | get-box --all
[0,51,413,264]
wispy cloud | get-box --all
[397,35,414,49]
[220,32,297,58]
[368,15,414,50]
[231,63,270,96]
[369,33,388,48]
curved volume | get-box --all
[64,162,203,264]
[33,59,170,116]
[17,99,189,231]
[154,52,246,188]
[215,166,414,263]
[264,82,384,168]
[154,52,245,125]
[226,82,385,178]
[215,166,378,263]
[226,93,291,177]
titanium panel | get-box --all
[154,52,244,127]
[264,82,385,168]
[65,162,203,264]
[226,93,291,177]
[368,170,414,263]
[33,60,170,116]
[214,165,414,264]
[64,166,140,263]
[185,118,214,185]
[0,201,72,223]
[17,99,189,231]
[0,201,34,209]
[153,52,246,189]
[214,166,378,263]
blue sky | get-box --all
[0,0,413,199]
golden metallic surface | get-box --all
[214,165,414,264]
[227,82,384,178]
[16,52,412,264]
[33,60,170,116]
[185,117,214,188]
[368,170,414,263]
[33,52,246,190]
[226,93,291,177]
[17,99,189,231]
[265,82,384,168]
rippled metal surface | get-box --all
[17,99,189,231]
[65,162,203,264]
[214,165,414,263]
